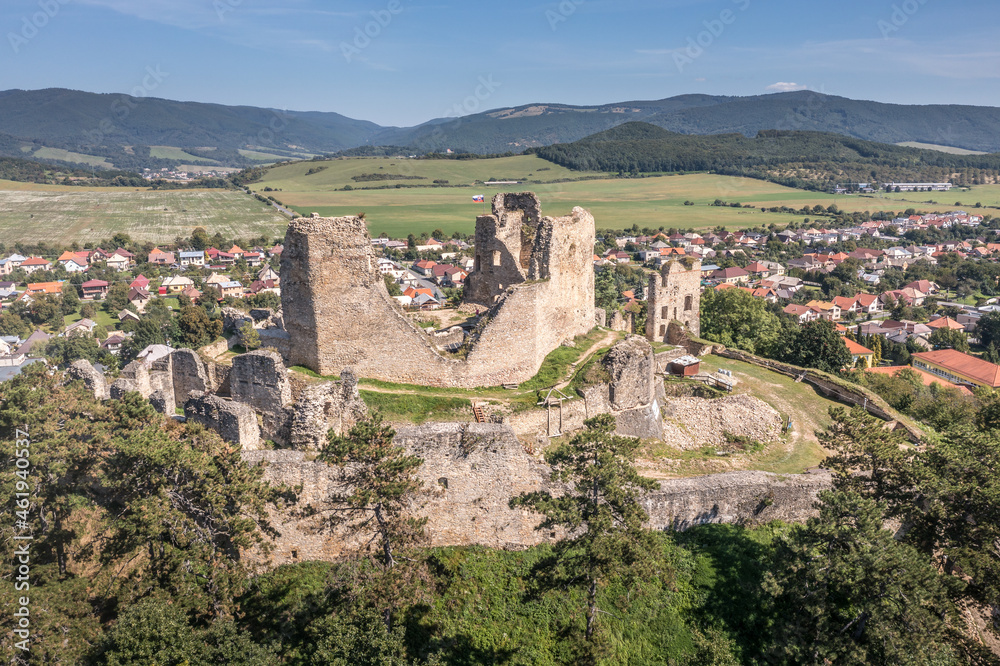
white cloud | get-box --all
[766,82,808,92]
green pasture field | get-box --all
[150,146,218,164]
[255,157,965,237]
[878,183,1000,209]
[32,147,112,168]
[0,182,288,244]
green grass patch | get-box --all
[64,308,118,329]
[150,146,219,164]
[519,328,610,392]
[359,390,472,424]
[33,147,112,168]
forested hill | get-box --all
[533,123,1000,190]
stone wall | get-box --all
[244,422,831,566]
[280,196,595,388]
[169,349,214,407]
[110,361,152,400]
[647,259,701,342]
[184,392,261,450]
[230,350,293,443]
[288,370,368,451]
[66,359,109,400]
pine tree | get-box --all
[510,414,658,644]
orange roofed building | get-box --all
[911,349,1000,389]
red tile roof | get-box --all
[912,349,1000,388]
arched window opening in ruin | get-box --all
[661,306,669,319]
[475,254,481,272]
[684,295,693,311]
[492,250,501,267]
[673,307,678,320]
[659,324,666,337]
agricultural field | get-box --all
[895,141,987,155]
[0,182,288,244]
[879,183,1000,209]
[150,146,218,164]
[32,147,113,168]
[254,156,965,237]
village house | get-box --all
[257,265,280,285]
[179,251,205,267]
[101,334,126,355]
[58,251,90,273]
[81,279,109,300]
[844,338,875,369]
[218,281,244,299]
[0,254,26,275]
[128,287,151,312]
[205,273,230,287]
[710,266,750,285]
[805,300,842,321]
[783,303,816,324]
[118,310,141,325]
[65,318,97,338]
[20,257,52,275]
[106,250,134,272]
[161,276,195,294]
[148,248,175,265]
[130,275,150,291]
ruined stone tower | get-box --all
[280,195,596,388]
[646,258,701,343]
[466,193,549,305]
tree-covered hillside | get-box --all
[534,123,1000,190]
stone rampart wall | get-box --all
[245,423,831,567]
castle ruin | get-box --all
[646,258,702,343]
[281,193,595,388]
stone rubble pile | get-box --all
[661,394,783,451]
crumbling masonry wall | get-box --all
[647,259,701,342]
[281,195,595,388]
[245,423,832,567]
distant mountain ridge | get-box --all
[2,88,1000,170]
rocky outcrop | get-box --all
[604,336,656,412]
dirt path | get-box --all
[553,329,618,392]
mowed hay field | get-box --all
[0,182,288,244]
[879,183,1000,208]
[255,156,965,237]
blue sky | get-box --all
[2,0,999,126]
